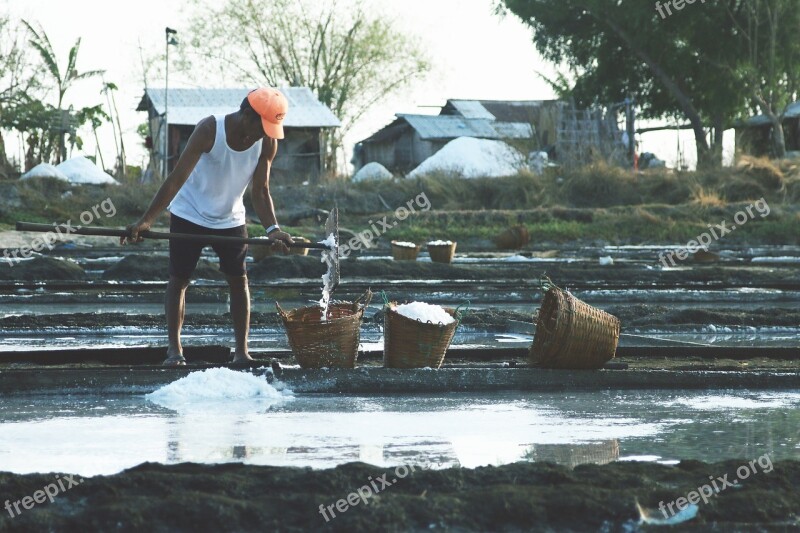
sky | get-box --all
[4,0,729,173]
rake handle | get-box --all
[15,222,331,250]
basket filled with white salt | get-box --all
[277,290,371,369]
[426,240,457,264]
[391,240,420,261]
[383,295,467,369]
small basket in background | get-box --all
[530,285,620,369]
[252,236,311,261]
[278,291,372,369]
[383,300,466,368]
[391,241,420,261]
[493,225,530,250]
[427,241,457,264]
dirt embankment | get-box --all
[0,460,797,532]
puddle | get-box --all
[0,387,797,476]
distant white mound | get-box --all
[20,163,69,182]
[408,137,525,179]
[57,156,119,185]
[352,161,392,182]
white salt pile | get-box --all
[352,162,392,182]
[20,163,69,181]
[392,241,417,248]
[318,233,337,321]
[57,156,119,185]
[599,256,614,266]
[395,301,455,325]
[408,137,525,179]
[427,240,453,246]
[145,368,293,412]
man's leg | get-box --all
[211,224,250,363]
[166,214,204,365]
[227,274,252,362]
[166,276,190,362]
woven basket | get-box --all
[493,225,530,250]
[278,291,371,369]
[252,237,311,261]
[383,304,461,368]
[391,242,420,261]
[529,286,620,369]
[427,242,457,264]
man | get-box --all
[121,87,293,366]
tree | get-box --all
[182,0,430,176]
[0,11,38,176]
[733,0,800,158]
[22,20,105,163]
[497,0,751,167]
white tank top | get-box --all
[168,115,262,229]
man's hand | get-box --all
[268,230,293,255]
[121,218,151,245]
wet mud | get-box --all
[0,460,797,532]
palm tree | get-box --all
[22,20,105,163]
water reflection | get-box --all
[0,390,797,476]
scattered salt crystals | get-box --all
[599,256,614,266]
[395,301,454,325]
[427,240,453,246]
[318,233,337,321]
[392,241,417,248]
[145,368,293,412]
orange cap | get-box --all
[247,88,288,139]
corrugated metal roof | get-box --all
[492,122,534,139]
[447,100,496,120]
[743,101,800,127]
[138,87,340,128]
[398,114,500,140]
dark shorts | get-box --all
[168,214,248,279]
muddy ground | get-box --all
[0,460,797,532]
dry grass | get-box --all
[690,186,727,207]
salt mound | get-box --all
[408,137,525,179]
[57,156,119,185]
[395,301,454,325]
[20,163,69,181]
[146,368,293,412]
[352,162,392,182]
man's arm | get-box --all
[251,137,293,252]
[121,117,215,244]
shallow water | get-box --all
[0,387,797,477]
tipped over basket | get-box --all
[530,286,620,369]
[278,291,372,369]
[383,302,465,368]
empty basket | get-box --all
[529,286,620,369]
[383,303,463,368]
[278,291,371,369]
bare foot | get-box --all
[163,348,186,366]
[231,352,254,364]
